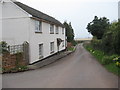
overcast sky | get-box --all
[17,0,119,38]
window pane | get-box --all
[35,20,42,32]
[62,40,64,47]
[39,21,42,32]
[56,26,59,34]
[50,42,54,52]
[50,24,54,34]
[39,44,43,56]
[62,28,64,34]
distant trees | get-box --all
[86,16,109,39]
[63,21,76,45]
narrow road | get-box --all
[3,44,118,88]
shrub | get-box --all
[113,56,120,67]
[18,66,28,71]
[91,37,102,50]
[0,41,9,54]
[101,56,114,65]
[71,40,77,46]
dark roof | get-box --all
[13,1,64,27]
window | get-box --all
[39,44,43,58]
[56,26,59,34]
[50,42,54,53]
[62,28,64,34]
[50,24,54,34]
[35,20,42,32]
[62,40,64,47]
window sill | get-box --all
[50,51,54,54]
[35,32,42,34]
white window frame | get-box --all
[35,20,42,33]
[50,24,54,34]
[62,28,64,34]
[50,42,54,53]
[39,44,43,58]
[56,26,59,34]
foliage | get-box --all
[85,18,120,76]
[71,40,77,46]
[63,21,76,45]
[91,37,102,50]
[3,65,28,73]
[0,41,9,54]
[67,46,75,51]
[86,16,110,39]
[101,20,120,54]
[112,20,120,54]
[84,44,120,76]
[87,16,120,55]
[113,56,120,67]
[101,56,114,65]
[105,63,120,76]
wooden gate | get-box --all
[23,41,29,64]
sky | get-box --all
[17,0,119,39]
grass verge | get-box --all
[67,46,75,51]
[84,44,120,76]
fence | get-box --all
[9,45,23,54]
[2,42,29,71]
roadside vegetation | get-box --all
[67,46,76,52]
[63,22,77,46]
[85,16,120,76]
[84,44,120,76]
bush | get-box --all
[89,20,120,55]
[0,41,9,54]
[113,56,120,67]
[71,40,77,46]
[84,44,120,76]
[101,55,116,65]
[91,37,102,50]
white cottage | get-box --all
[1,0,66,64]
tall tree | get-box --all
[86,16,110,39]
[63,21,75,42]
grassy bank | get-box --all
[84,44,120,76]
[67,47,74,51]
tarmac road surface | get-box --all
[2,44,118,88]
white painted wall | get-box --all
[29,19,66,63]
[2,1,66,64]
[2,0,30,45]
[2,18,30,45]
[0,2,2,90]
[0,1,2,41]
[2,0,29,19]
